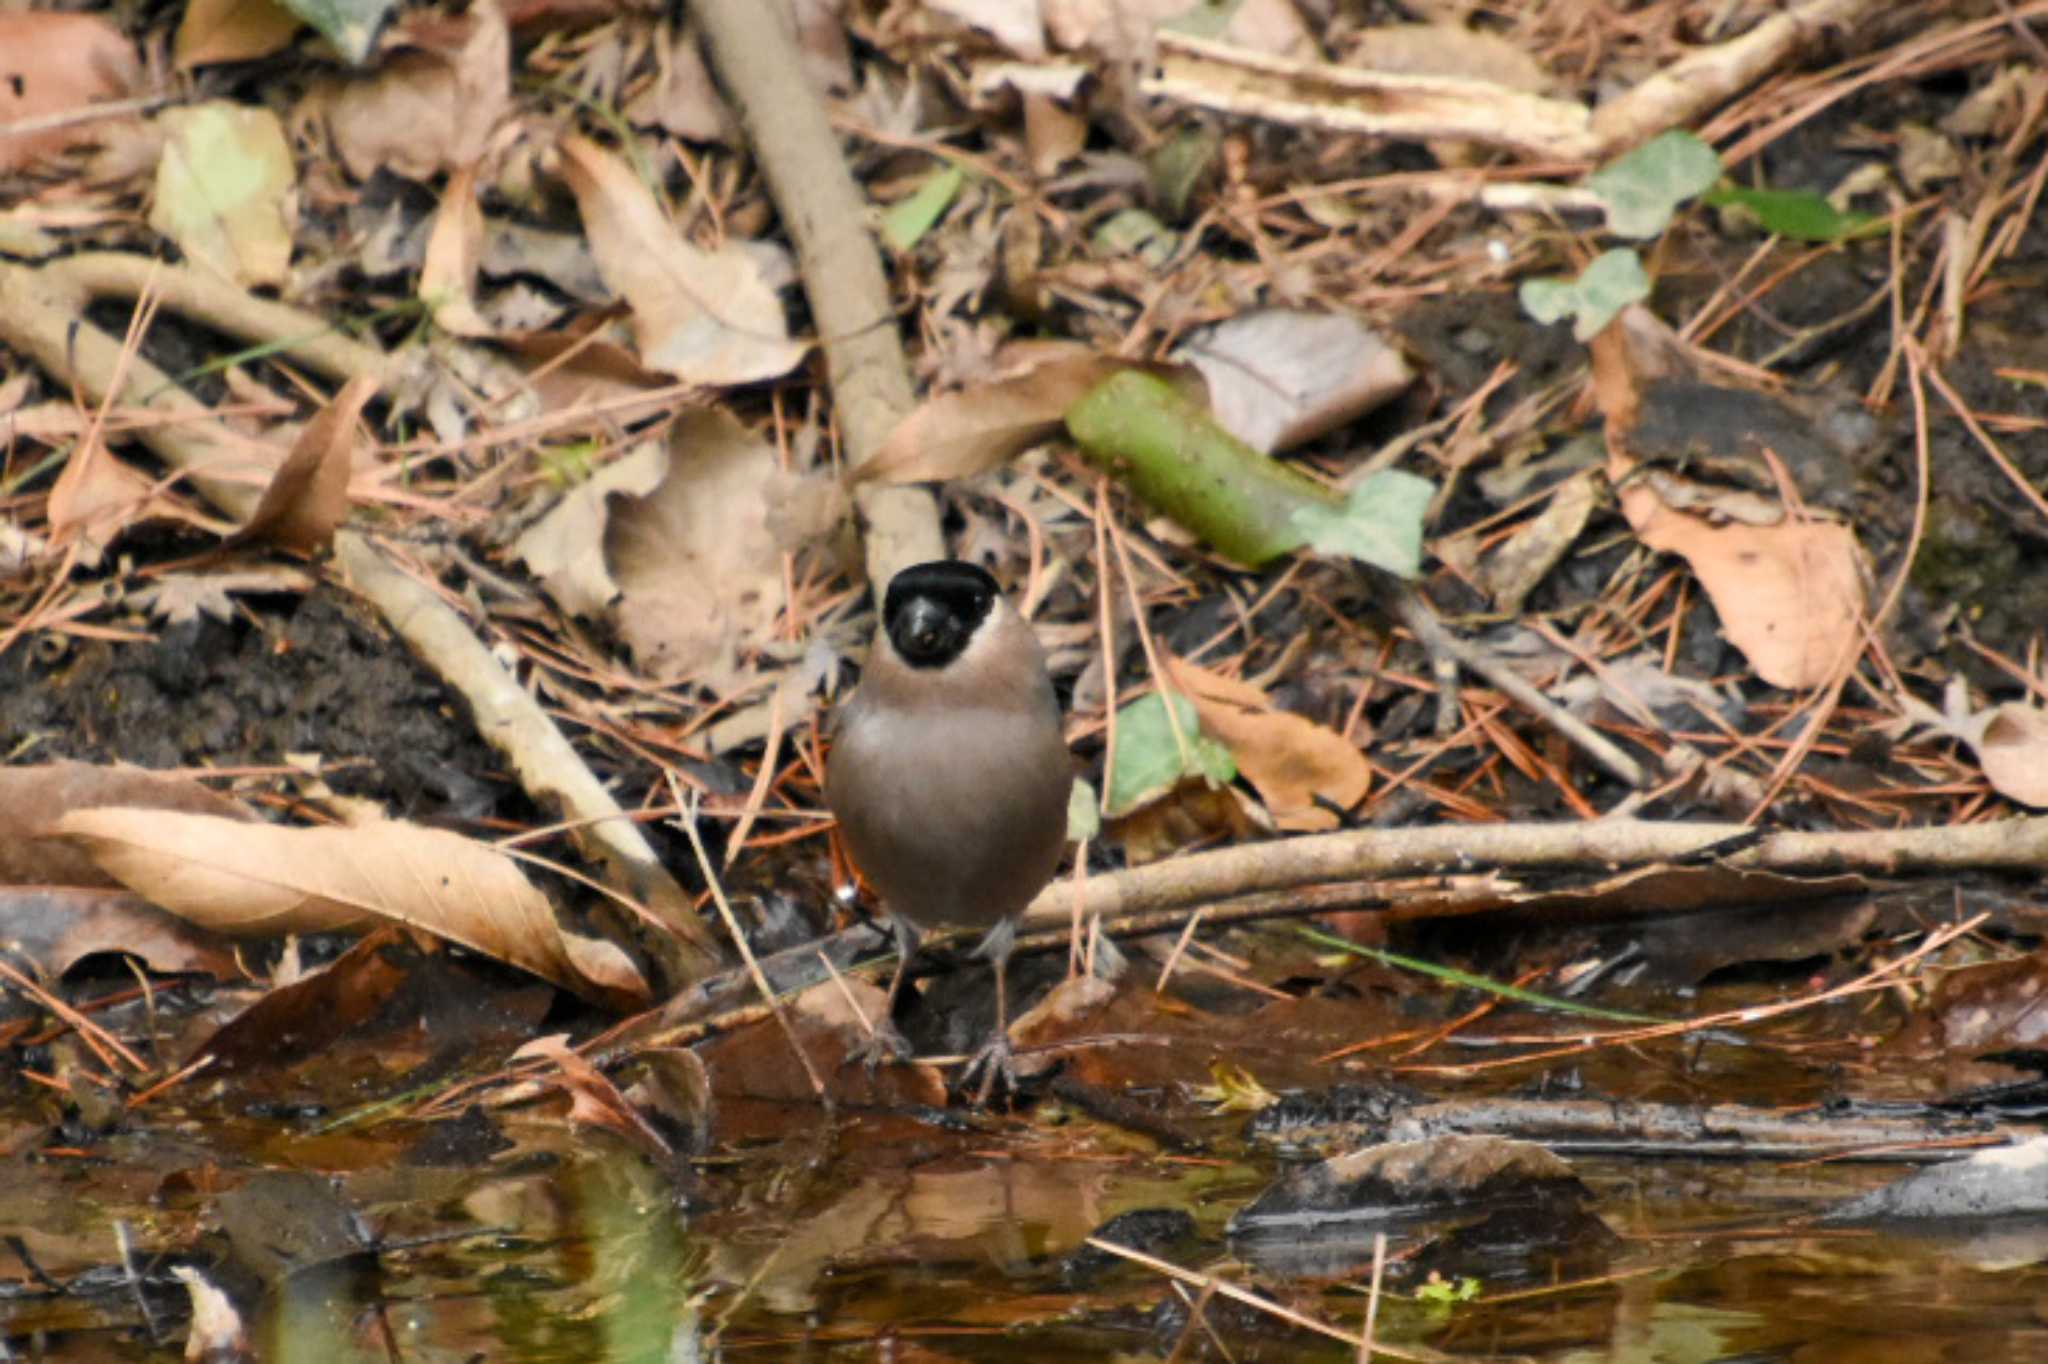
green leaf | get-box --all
[1104,691,1235,818]
[880,164,965,251]
[1588,129,1722,238]
[1066,778,1101,843]
[1291,468,1433,579]
[1519,248,1651,341]
[1702,186,1880,242]
[276,0,397,63]
[1092,207,1177,267]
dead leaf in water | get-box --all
[54,807,647,1007]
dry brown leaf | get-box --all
[0,761,255,889]
[46,428,162,568]
[0,13,142,173]
[230,376,375,555]
[1164,655,1372,831]
[1591,307,1867,690]
[1620,492,1864,690]
[0,887,240,979]
[862,350,1202,485]
[606,410,798,685]
[421,164,492,336]
[624,26,735,142]
[556,135,808,386]
[518,1034,675,1158]
[173,0,301,69]
[55,807,648,1008]
[1174,309,1414,454]
[313,0,508,181]
[1973,704,2048,808]
[509,443,668,618]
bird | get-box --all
[824,559,1072,1102]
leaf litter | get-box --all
[3,0,2048,1358]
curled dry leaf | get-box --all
[509,443,667,618]
[861,349,1204,485]
[420,163,492,336]
[1971,704,2048,808]
[557,134,808,386]
[54,807,648,1008]
[1591,308,1867,690]
[1164,654,1372,831]
[230,375,377,555]
[1173,308,1414,454]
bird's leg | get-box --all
[962,919,1019,1105]
[852,918,919,1068]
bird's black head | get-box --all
[882,560,998,669]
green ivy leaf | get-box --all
[1519,248,1652,341]
[1588,130,1722,238]
[1104,691,1235,818]
[1291,468,1434,579]
[880,164,965,252]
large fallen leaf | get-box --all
[1619,493,1863,690]
[1165,654,1372,830]
[1590,308,1866,689]
[0,760,255,888]
[54,808,647,1008]
[607,409,817,684]
[557,135,808,385]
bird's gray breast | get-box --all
[827,699,1070,934]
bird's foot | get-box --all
[958,1031,1018,1106]
[849,1019,915,1071]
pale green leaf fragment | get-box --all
[276,0,396,63]
[1519,248,1651,341]
[880,164,965,252]
[1588,129,1722,238]
[1093,207,1177,268]
[1067,778,1101,843]
[150,102,297,288]
[1104,691,1235,818]
[1292,468,1434,579]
